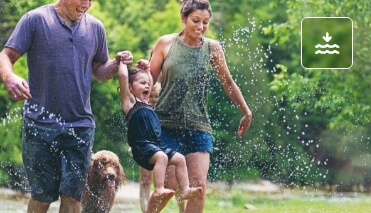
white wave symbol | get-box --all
[315,44,340,48]
[315,50,340,54]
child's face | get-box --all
[130,72,152,103]
[149,84,161,107]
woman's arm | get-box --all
[210,40,252,137]
[149,35,173,83]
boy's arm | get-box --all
[117,62,135,115]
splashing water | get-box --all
[207,14,330,192]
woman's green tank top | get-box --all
[155,34,213,133]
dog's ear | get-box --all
[120,163,125,182]
[90,155,99,170]
[86,155,96,188]
[90,156,95,167]
[116,163,126,190]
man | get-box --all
[0,0,132,212]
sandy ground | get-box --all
[0,180,281,212]
[0,182,142,213]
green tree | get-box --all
[3,0,369,189]
[268,0,371,188]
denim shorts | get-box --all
[161,128,213,155]
[22,120,94,202]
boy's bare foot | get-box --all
[146,189,175,213]
[180,187,203,200]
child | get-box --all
[118,59,203,212]
[139,81,161,212]
[148,81,161,108]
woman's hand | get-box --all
[135,59,150,71]
[237,112,252,137]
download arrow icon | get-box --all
[322,32,332,42]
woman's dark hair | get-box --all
[181,0,212,17]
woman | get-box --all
[149,0,252,212]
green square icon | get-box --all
[301,17,353,69]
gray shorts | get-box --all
[22,119,94,202]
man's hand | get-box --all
[115,51,133,65]
[5,73,31,102]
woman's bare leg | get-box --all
[168,153,203,199]
[184,152,210,213]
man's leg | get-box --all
[59,194,81,213]
[59,127,94,212]
[22,121,60,213]
[27,198,50,213]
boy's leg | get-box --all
[139,167,152,212]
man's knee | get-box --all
[60,194,79,204]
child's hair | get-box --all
[128,67,148,84]
[117,66,149,93]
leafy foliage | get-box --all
[0,0,370,190]
[268,0,371,187]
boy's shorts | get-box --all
[161,128,213,155]
[22,119,94,202]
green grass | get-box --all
[159,187,371,213]
[2,184,371,213]
[204,197,371,213]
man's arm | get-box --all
[0,47,31,101]
[92,51,133,82]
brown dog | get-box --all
[81,150,125,213]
